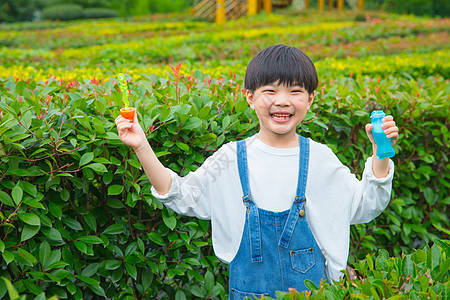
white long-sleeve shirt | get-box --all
[151,135,394,282]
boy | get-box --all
[115,44,399,298]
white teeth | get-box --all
[272,113,291,119]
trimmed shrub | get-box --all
[148,0,190,13]
[274,239,450,299]
[391,0,434,16]
[0,68,448,298]
[41,4,83,21]
[81,7,119,19]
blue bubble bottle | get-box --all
[370,110,395,159]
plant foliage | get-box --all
[0,9,448,299]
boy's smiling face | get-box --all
[246,81,314,147]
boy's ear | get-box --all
[246,90,255,109]
[307,91,315,109]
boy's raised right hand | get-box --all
[115,112,172,195]
[115,112,147,151]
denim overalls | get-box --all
[229,136,327,299]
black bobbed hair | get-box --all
[244,44,318,94]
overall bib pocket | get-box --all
[290,248,315,273]
[230,288,269,299]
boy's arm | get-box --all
[365,115,399,178]
[134,142,172,195]
[115,112,171,195]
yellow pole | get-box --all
[338,0,343,10]
[318,0,324,11]
[263,0,272,14]
[305,0,309,9]
[329,0,333,9]
[248,0,257,16]
[358,0,364,10]
[216,0,226,24]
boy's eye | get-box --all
[263,89,275,93]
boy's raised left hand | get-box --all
[365,115,399,147]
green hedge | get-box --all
[41,4,84,21]
[274,238,449,299]
[389,0,450,17]
[0,69,448,298]
[41,4,118,21]
[3,238,449,299]
[81,8,119,19]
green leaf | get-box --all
[183,117,202,130]
[423,187,437,205]
[429,244,441,270]
[12,185,23,205]
[304,279,318,291]
[41,227,63,241]
[125,263,137,280]
[0,240,4,253]
[84,163,107,174]
[88,286,106,297]
[48,201,62,219]
[39,241,51,267]
[107,185,124,196]
[175,290,186,300]
[434,239,450,256]
[44,249,61,271]
[21,224,40,241]
[402,256,416,277]
[78,236,103,244]
[433,224,450,235]
[104,260,122,270]
[183,257,200,265]
[79,152,94,167]
[21,110,32,130]
[0,191,15,207]
[2,251,14,265]
[128,158,141,169]
[22,198,44,209]
[60,189,70,201]
[137,238,145,254]
[163,214,177,230]
[84,214,97,232]
[106,198,124,209]
[190,285,205,297]
[75,275,99,287]
[81,263,99,277]
[324,290,336,300]
[63,218,83,231]
[142,268,153,290]
[176,141,189,151]
[147,232,165,246]
[20,181,37,197]
[74,241,88,254]
[15,80,27,94]
[41,86,57,96]
[46,261,68,269]
[204,271,214,293]
[24,279,43,296]
[1,277,19,300]
[18,247,38,265]
[18,213,40,226]
[103,223,124,235]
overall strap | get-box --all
[236,140,262,262]
[279,136,310,248]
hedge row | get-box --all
[0,68,448,298]
[41,5,118,21]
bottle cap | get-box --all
[371,110,385,117]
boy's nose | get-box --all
[273,95,291,106]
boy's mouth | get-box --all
[270,113,293,122]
